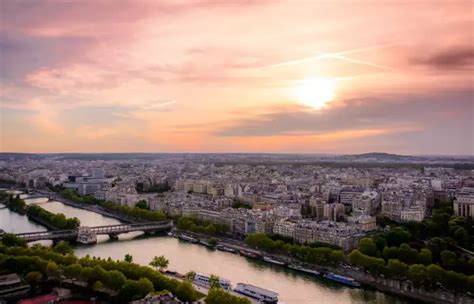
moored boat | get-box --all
[263,256,286,266]
[76,227,97,245]
[323,272,360,287]
[194,273,232,290]
[239,250,259,258]
[178,234,199,243]
[199,240,216,248]
[216,244,237,253]
[76,233,97,245]
[234,283,279,303]
[288,264,320,276]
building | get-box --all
[273,219,364,251]
[454,189,474,218]
[352,190,380,216]
[348,215,377,231]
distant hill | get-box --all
[0,153,44,161]
[0,152,472,164]
[337,152,423,161]
[336,152,474,163]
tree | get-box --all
[373,236,387,252]
[454,227,469,247]
[383,246,398,261]
[175,280,196,302]
[407,264,428,286]
[209,274,221,289]
[104,270,126,291]
[118,278,154,302]
[397,243,418,265]
[419,248,433,266]
[124,254,133,263]
[208,237,219,247]
[1,234,27,247]
[64,264,83,279]
[205,288,251,304]
[359,238,377,257]
[185,271,196,281]
[53,241,73,255]
[46,261,58,278]
[93,280,104,292]
[25,271,43,284]
[427,264,445,285]
[135,200,148,210]
[387,259,408,277]
[384,227,411,247]
[149,255,169,271]
[205,223,217,235]
[440,250,457,270]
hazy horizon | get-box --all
[1,151,473,158]
[1,1,473,155]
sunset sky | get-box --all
[1,0,473,155]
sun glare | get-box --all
[294,77,338,110]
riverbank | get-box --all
[174,230,473,304]
[51,196,135,224]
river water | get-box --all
[0,198,414,304]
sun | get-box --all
[294,77,338,110]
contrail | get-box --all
[264,43,395,70]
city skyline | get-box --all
[1,1,473,155]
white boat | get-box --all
[288,264,320,276]
[234,283,279,303]
[76,227,97,244]
[263,256,286,266]
[193,273,232,290]
[76,232,97,244]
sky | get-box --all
[0,0,473,155]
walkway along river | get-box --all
[0,198,416,304]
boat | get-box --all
[193,273,232,290]
[263,256,286,266]
[288,264,320,276]
[165,270,177,275]
[239,250,259,258]
[234,283,279,303]
[76,227,97,245]
[323,272,361,287]
[199,240,216,248]
[76,233,97,245]
[216,244,237,253]
[178,234,199,243]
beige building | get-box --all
[348,215,377,231]
[454,190,474,218]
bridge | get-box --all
[19,193,51,200]
[6,221,173,243]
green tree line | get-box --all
[27,204,80,230]
[59,189,167,222]
[1,192,27,214]
[245,233,344,266]
[176,216,228,236]
[0,192,80,230]
[0,237,202,303]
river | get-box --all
[0,198,415,304]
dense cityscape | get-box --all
[0,153,473,303]
[1,1,472,303]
